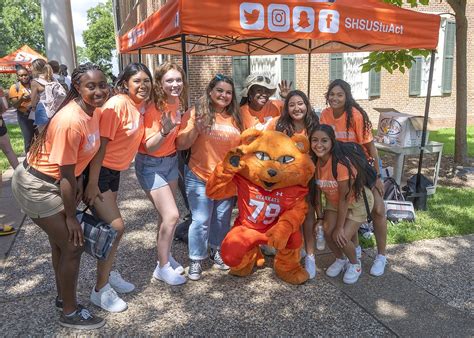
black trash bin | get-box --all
[403,174,433,211]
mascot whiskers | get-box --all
[206,129,315,284]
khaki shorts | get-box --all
[325,187,374,223]
[11,165,64,219]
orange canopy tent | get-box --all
[0,45,46,73]
[118,0,440,55]
[119,0,442,209]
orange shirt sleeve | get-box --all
[48,126,82,167]
[99,105,122,141]
[143,104,160,142]
[178,107,196,136]
[335,162,350,182]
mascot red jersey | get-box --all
[206,129,315,284]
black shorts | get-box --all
[0,118,7,137]
[84,166,121,193]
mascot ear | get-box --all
[241,128,262,145]
[291,134,310,153]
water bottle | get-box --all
[316,225,326,251]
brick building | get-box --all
[112,0,473,128]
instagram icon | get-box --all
[268,4,290,32]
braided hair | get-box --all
[276,89,319,137]
[325,79,372,139]
[309,124,370,203]
[28,63,105,164]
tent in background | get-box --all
[0,45,46,73]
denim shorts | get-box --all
[34,102,49,126]
[135,152,179,191]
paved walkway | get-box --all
[0,166,472,336]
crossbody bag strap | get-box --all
[362,188,373,223]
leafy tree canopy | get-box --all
[82,0,115,75]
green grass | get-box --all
[429,126,474,157]
[1,124,24,173]
[360,186,474,247]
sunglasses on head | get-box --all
[215,73,232,82]
[256,75,271,84]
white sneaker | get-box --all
[90,283,127,313]
[153,262,187,285]
[109,270,135,293]
[157,255,185,275]
[304,254,317,279]
[326,257,348,278]
[343,262,362,284]
[370,254,387,276]
[355,246,362,260]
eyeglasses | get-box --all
[256,75,272,84]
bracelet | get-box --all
[160,129,169,137]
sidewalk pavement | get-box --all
[0,166,472,336]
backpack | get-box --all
[383,176,416,223]
[35,78,67,118]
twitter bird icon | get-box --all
[240,3,264,30]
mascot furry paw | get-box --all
[206,129,315,285]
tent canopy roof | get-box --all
[119,0,441,55]
[0,45,46,73]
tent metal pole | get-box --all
[181,34,189,79]
[138,49,142,63]
[414,49,436,210]
[307,40,312,101]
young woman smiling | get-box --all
[135,62,188,286]
[176,74,243,281]
[83,62,153,313]
[11,63,108,329]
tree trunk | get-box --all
[447,0,468,164]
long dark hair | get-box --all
[276,90,319,137]
[29,63,105,164]
[115,62,153,97]
[196,74,243,132]
[310,124,369,202]
[325,79,372,138]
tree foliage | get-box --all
[82,0,115,75]
[0,0,45,56]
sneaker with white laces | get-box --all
[304,254,317,279]
[326,257,348,278]
[153,262,187,285]
[210,249,230,270]
[109,270,135,293]
[59,306,105,330]
[90,283,127,313]
[370,254,387,276]
[188,260,202,281]
[355,245,362,260]
[343,262,362,284]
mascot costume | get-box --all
[206,129,315,285]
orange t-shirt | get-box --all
[100,94,145,171]
[138,101,182,157]
[178,107,241,182]
[29,100,101,180]
[240,100,283,131]
[315,155,356,206]
[320,107,373,145]
[9,82,31,113]
[265,117,308,137]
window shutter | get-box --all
[329,53,343,82]
[232,56,250,100]
[442,20,455,94]
[369,68,381,97]
[281,55,295,89]
[409,57,422,96]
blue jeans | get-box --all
[16,111,35,153]
[185,166,234,260]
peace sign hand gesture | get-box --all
[160,110,178,137]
